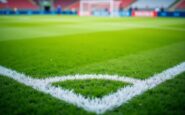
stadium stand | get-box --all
[54,0,77,9]
[0,0,185,16]
[0,0,38,10]
[69,0,135,11]
[1,0,184,11]
[120,0,135,9]
[130,0,176,10]
[0,0,7,9]
[67,0,80,10]
[32,0,40,5]
[176,0,185,10]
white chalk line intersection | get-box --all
[0,62,185,114]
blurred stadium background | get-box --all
[0,0,185,17]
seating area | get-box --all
[0,0,7,9]
[0,0,185,11]
[67,1,80,10]
[130,0,176,9]
[32,0,40,5]
[0,0,38,10]
[67,0,135,11]
[120,0,135,8]
[176,0,185,10]
[54,0,77,9]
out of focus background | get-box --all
[0,0,185,17]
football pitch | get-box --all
[0,16,185,114]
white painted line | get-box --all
[44,74,142,84]
[0,62,185,114]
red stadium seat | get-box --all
[176,0,185,10]
[120,0,135,8]
[54,0,78,9]
[0,0,38,10]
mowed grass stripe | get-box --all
[0,16,185,41]
[64,41,185,79]
[0,28,184,78]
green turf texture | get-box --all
[0,16,185,79]
[1,73,185,115]
[52,79,130,98]
[0,16,185,114]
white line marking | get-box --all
[0,62,185,114]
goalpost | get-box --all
[79,0,120,17]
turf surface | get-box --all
[0,16,185,114]
[52,79,130,98]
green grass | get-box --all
[0,75,93,115]
[0,16,185,114]
[52,79,130,98]
[105,72,185,115]
[1,73,185,115]
[0,25,184,78]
